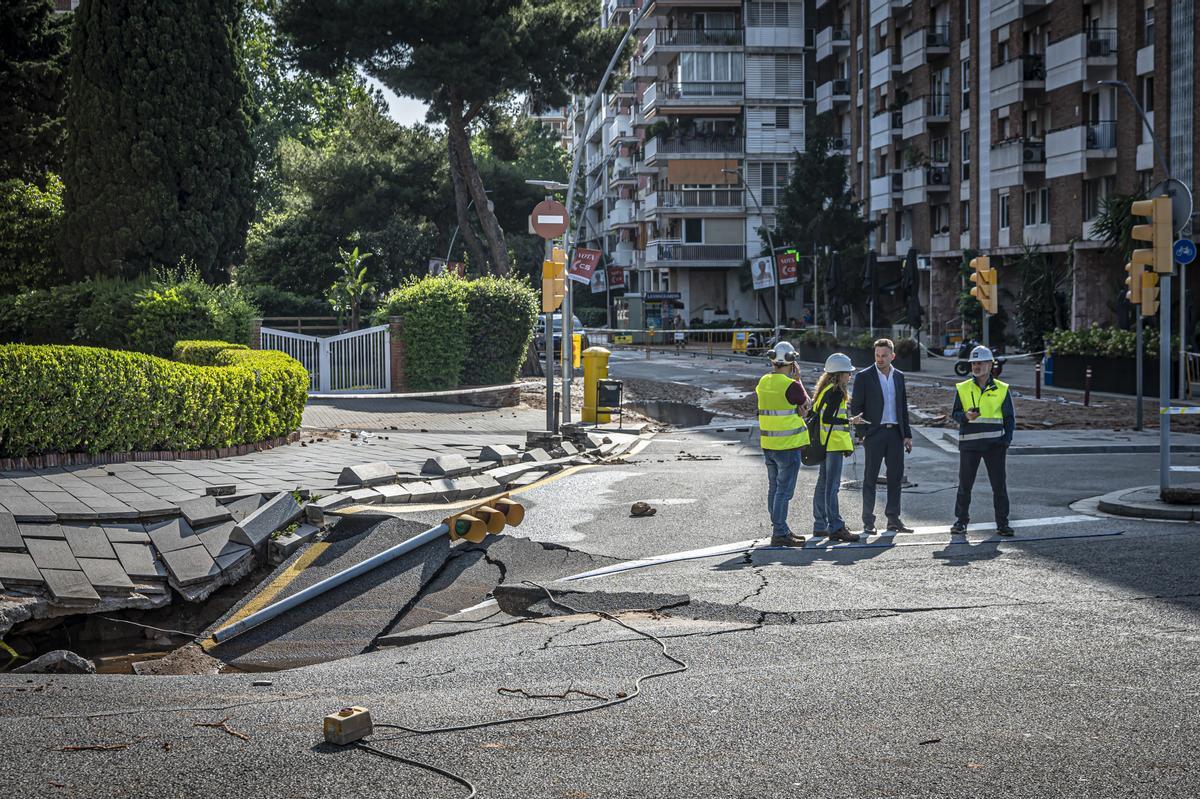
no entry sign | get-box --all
[531,199,569,239]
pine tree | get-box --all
[0,0,71,183]
[59,0,255,281]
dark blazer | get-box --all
[850,365,912,440]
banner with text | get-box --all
[608,266,626,290]
[568,248,602,284]
[777,251,798,285]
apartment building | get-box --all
[825,0,1196,342]
[569,0,814,329]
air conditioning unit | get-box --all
[833,79,849,94]
[1086,128,1098,148]
[1087,38,1112,57]
[1022,144,1045,163]
[929,167,946,184]
[830,136,848,149]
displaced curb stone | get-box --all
[479,444,520,465]
[178,496,233,528]
[337,462,397,488]
[375,484,412,504]
[268,524,320,565]
[232,493,302,549]
[521,448,552,463]
[422,454,471,477]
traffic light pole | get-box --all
[1161,274,1172,495]
[982,313,990,348]
[1135,319,1144,430]
[544,236,554,432]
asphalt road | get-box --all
[2,393,1199,796]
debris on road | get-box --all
[14,649,95,674]
[630,502,657,518]
[193,715,250,742]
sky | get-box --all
[369,77,433,127]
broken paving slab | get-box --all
[39,568,102,605]
[178,496,233,527]
[214,546,254,575]
[221,493,268,522]
[24,537,81,571]
[159,544,220,587]
[76,558,136,594]
[103,524,150,544]
[521,448,552,463]
[0,551,44,586]
[336,462,397,488]
[147,518,199,554]
[479,444,520,465]
[374,484,411,504]
[0,511,21,551]
[507,470,549,489]
[559,441,580,456]
[268,523,320,565]
[425,478,460,501]
[62,524,117,560]
[232,492,302,549]
[18,523,65,539]
[205,484,237,497]
[421,454,471,477]
[197,521,245,559]
[112,542,168,582]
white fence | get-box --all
[260,324,391,394]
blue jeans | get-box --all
[813,451,846,533]
[763,448,802,536]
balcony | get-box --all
[643,28,743,64]
[657,188,744,212]
[614,79,637,99]
[815,27,851,62]
[901,165,950,206]
[609,124,637,145]
[990,138,1046,189]
[610,165,638,186]
[869,48,900,90]
[869,109,902,150]
[900,25,950,73]
[815,78,851,115]
[646,240,747,265]
[610,248,634,268]
[643,134,743,164]
[869,172,902,213]
[607,199,636,228]
[1045,121,1115,179]
[991,0,1048,28]
[643,81,744,115]
[901,94,949,140]
[990,54,1045,107]
[1046,29,1117,91]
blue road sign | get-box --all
[1174,238,1197,266]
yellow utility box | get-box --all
[582,346,612,423]
[560,332,582,369]
[732,330,749,353]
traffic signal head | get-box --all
[1141,271,1160,316]
[444,495,526,543]
[542,258,566,313]
[968,256,998,314]
[1131,196,1174,273]
[1125,260,1144,304]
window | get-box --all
[757,161,790,206]
[900,210,912,242]
[961,0,971,37]
[1024,189,1038,226]
[679,52,744,85]
[961,200,971,231]
[933,205,949,235]
[775,106,791,129]
[878,214,888,245]
[997,41,1009,65]
[1084,178,1101,220]
[961,61,971,111]
[960,130,971,181]
[998,116,1010,140]
[1144,3,1156,47]
[747,1,790,27]
[1027,110,1041,139]
[1036,187,1049,225]
[684,218,703,243]
[1141,76,1155,114]
[999,192,1010,230]
[932,136,949,163]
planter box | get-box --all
[800,343,921,372]
[1051,353,1179,397]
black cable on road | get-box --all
[353,742,477,798]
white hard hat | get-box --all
[968,345,995,363]
[823,352,854,373]
[768,341,797,366]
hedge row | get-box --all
[0,340,308,457]
[375,275,538,391]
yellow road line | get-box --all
[201,541,331,649]
[202,464,598,649]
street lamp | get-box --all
[1098,80,1170,181]
[723,167,781,344]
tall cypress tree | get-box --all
[60,0,254,281]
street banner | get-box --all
[777,251,798,285]
[591,265,608,293]
[608,266,626,289]
[569,248,602,284]
[751,256,776,290]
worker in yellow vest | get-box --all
[810,353,865,543]
[951,345,1016,537]
[756,341,811,547]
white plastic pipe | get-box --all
[209,522,449,643]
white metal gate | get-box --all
[260,324,391,393]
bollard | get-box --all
[1083,366,1092,407]
[581,346,612,424]
[1034,361,1042,400]
[553,390,561,431]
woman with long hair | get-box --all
[811,354,865,542]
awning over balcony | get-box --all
[666,159,740,184]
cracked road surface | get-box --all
[3,425,1200,797]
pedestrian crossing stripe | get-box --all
[1161,406,1200,414]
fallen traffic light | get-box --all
[444,495,526,543]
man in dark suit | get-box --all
[850,338,914,535]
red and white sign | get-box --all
[568,248,602,284]
[777,251,798,285]
[608,266,626,289]
[530,199,569,239]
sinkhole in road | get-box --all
[623,400,715,427]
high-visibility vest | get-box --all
[956,378,1009,443]
[756,372,810,450]
[814,383,854,453]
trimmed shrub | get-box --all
[375,275,470,391]
[461,276,538,386]
[0,341,307,457]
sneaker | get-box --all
[861,527,878,536]
[887,520,915,534]
[828,528,861,543]
[769,533,807,548]
[811,529,830,538]
[996,525,1015,537]
[950,521,968,536]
